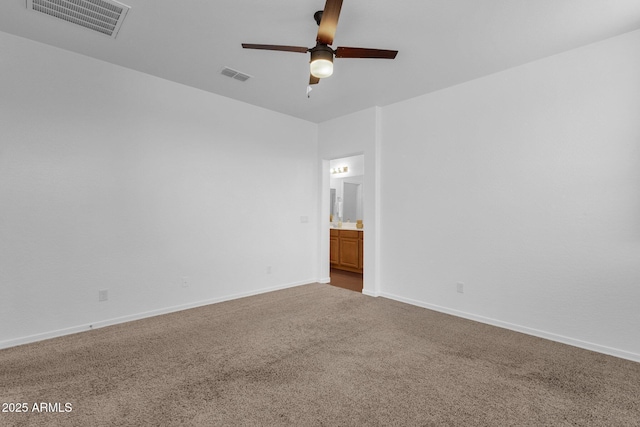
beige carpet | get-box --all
[1,283,639,426]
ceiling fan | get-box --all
[242,0,398,86]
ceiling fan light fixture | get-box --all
[310,59,333,78]
[310,45,334,78]
[242,0,397,85]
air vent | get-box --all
[221,67,252,82]
[26,0,130,38]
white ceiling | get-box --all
[1,0,639,123]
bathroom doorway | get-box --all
[328,154,364,293]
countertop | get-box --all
[330,223,363,231]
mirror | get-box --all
[330,155,364,223]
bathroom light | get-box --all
[331,166,348,174]
[310,45,334,78]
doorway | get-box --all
[328,154,364,293]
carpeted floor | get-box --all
[1,283,639,426]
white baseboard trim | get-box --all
[0,279,314,351]
[362,288,380,297]
[318,276,331,284]
[380,291,640,364]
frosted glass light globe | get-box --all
[310,59,333,78]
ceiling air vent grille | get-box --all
[26,0,130,38]
[221,67,252,82]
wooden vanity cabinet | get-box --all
[330,229,363,274]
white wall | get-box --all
[0,32,319,348]
[380,30,640,361]
[318,108,382,294]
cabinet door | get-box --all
[330,236,340,265]
[339,237,360,269]
[358,234,363,270]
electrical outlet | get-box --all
[266,266,272,274]
[300,216,309,223]
[456,282,464,294]
[98,289,108,302]
[182,276,189,288]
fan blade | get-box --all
[335,47,398,59]
[309,75,320,85]
[317,0,343,45]
[242,44,309,53]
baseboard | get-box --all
[0,279,314,351]
[380,291,640,364]
[318,276,331,284]
[362,288,380,297]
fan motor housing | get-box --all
[309,44,334,63]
